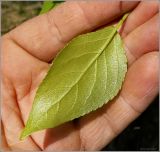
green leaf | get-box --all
[20,14,128,140]
[39,1,55,14]
[39,1,64,14]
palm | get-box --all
[2,1,158,151]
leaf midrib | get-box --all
[45,27,118,113]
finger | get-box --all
[1,122,11,151]
[1,78,41,150]
[123,14,158,65]
[8,1,139,62]
[121,1,158,37]
[79,52,158,150]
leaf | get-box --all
[39,1,64,14]
[20,14,128,140]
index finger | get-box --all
[7,1,139,62]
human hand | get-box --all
[2,1,158,150]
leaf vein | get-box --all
[113,37,119,91]
[83,60,97,105]
[71,37,110,47]
[60,52,100,66]
[67,84,79,115]
[41,28,117,118]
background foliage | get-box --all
[1,1,159,151]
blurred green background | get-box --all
[1,1,159,151]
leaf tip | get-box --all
[19,130,26,140]
[19,127,31,140]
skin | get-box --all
[2,1,159,151]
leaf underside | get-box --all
[20,23,127,139]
